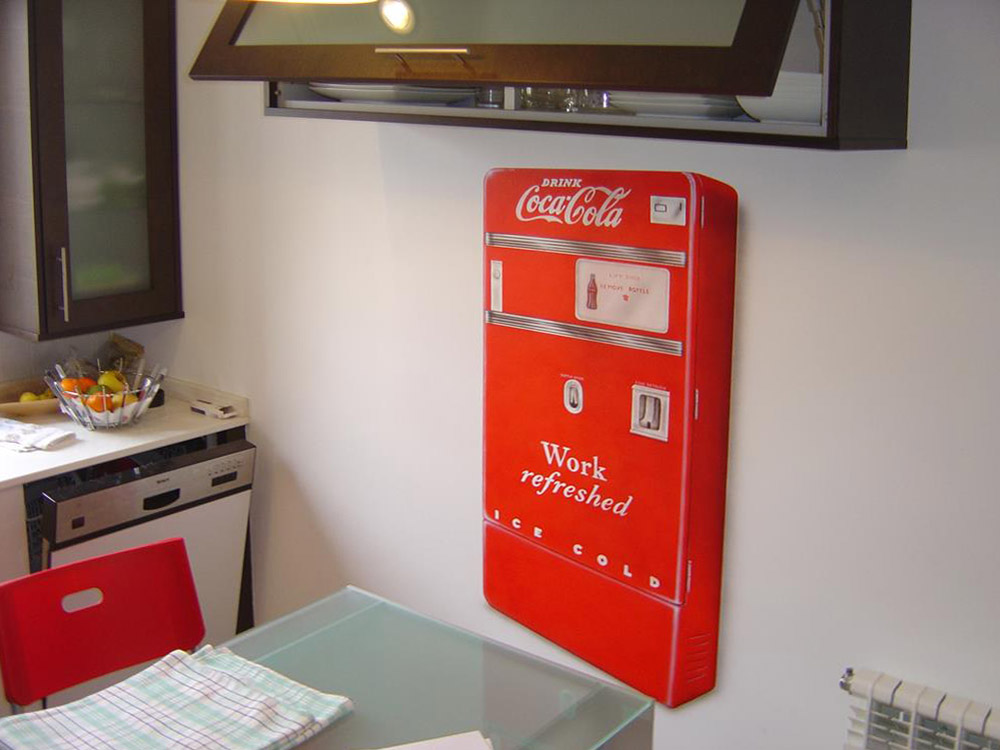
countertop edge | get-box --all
[0,377,250,491]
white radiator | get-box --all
[841,668,1000,750]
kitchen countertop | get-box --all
[0,377,249,491]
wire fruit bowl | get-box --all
[44,365,166,431]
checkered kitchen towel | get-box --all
[0,646,353,750]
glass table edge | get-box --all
[222,585,655,734]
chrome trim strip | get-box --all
[485,232,687,267]
[485,311,683,356]
[59,247,70,323]
[375,47,470,55]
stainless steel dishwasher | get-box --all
[23,426,255,705]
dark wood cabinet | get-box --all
[0,0,182,341]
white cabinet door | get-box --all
[51,490,251,646]
[0,486,28,583]
[47,490,251,707]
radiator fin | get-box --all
[840,669,1000,750]
[842,669,999,750]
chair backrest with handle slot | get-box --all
[0,537,205,708]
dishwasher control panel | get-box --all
[41,440,255,548]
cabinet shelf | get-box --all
[272,82,834,147]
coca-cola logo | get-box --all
[515,180,631,228]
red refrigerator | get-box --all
[483,168,738,707]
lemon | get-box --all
[19,391,39,402]
[97,371,128,393]
[111,392,138,409]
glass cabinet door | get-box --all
[192,0,799,95]
[33,0,181,337]
[237,0,749,48]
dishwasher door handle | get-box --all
[143,489,181,512]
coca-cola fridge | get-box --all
[482,168,738,707]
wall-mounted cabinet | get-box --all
[192,0,910,150]
[0,0,182,341]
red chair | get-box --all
[0,538,205,708]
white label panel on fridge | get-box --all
[490,260,503,311]
[631,385,670,441]
[575,259,670,333]
[650,195,687,226]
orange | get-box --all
[76,377,98,392]
[86,390,114,412]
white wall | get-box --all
[0,325,177,383]
[4,1,997,746]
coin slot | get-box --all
[650,195,687,226]
[564,379,583,414]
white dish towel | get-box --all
[0,646,353,749]
[0,417,75,452]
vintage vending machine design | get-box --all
[483,168,738,706]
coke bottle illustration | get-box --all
[586,273,598,309]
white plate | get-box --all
[608,94,742,118]
[609,92,734,104]
[736,72,823,124]
[611,99,743,118]
[309,83,477,105]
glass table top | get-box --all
[224,587,653,750]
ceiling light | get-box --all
[379,0,414,34]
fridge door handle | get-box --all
[490,261,503,311]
